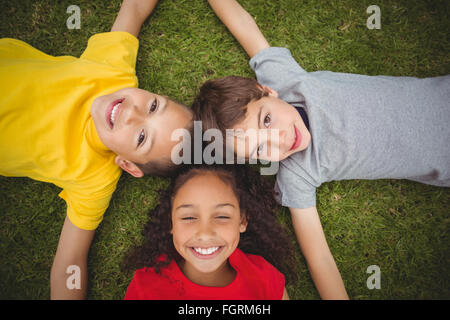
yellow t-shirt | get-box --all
[0,32,139,230]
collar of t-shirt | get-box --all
[294,106,310,130]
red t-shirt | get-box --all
[124,248,285,300]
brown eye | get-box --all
[137,130,145,146]
[263,114,271,127]
[149,99,158,113]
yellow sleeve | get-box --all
[80,31,139,72]
[0,38,54,60]
[59,176,120,231]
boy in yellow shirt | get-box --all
[0,0,193,299]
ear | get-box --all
[115,155,144,178]
[239,214,248,233]
[259,85,278,98]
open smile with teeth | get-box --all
[192,246,221,256]
[110,101,122,125]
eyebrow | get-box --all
[257,106,262,129]
[216,203,236,209]
[174,203,236,211]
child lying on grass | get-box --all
[123,164,296,299]
[0,0,193,299]
[193,0,450,299]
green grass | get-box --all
[0,0,449,299]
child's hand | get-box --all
[111,0,159,38]
[208,0,269,58]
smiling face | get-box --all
[170,172,247,281]
[91,87,192,176]
[229,88,311,162]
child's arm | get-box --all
[111,0,159,38]
[207,0,269,58]
[50,217,95,299]
[290,207,349,300]
[282,287,290,300]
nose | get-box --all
[123,104,143,125]
[280,129,291,150]
[278,129,287,143]
[265,127,286,143]
[194,219,216,241]
[261,128,286,160]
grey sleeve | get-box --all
[249,47,307,99]
[274,166,317,209]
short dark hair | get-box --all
[192,76,269,136]
[135,156,181,178]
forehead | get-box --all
[132,98,192,163]
[173,172,239,206]
[228,99,265,159]
[148,99,192,145]
[179,172,233,193]
[234,99,262,131]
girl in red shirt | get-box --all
[123,164,297,300]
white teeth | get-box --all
[110,102,121,124]
[193,246,220,255]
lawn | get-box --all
[0,0,449,299]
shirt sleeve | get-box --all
[124,273,141,300]
[249,47,307,101]
[80,31,139,72]
[275,164,317,209]
[123,268,165,300]
[247,254,286,300]
[266,261,286,300]
[59,174,120,230]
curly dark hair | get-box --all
[123,163,297,284]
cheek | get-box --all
[279,105,297,122]
[171,224,191,250]
[97,130,116,152]
[265,144,281,161]
[221,224,242,248]
[110,129,133,155]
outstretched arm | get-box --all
[208,0,269,58]
[50,216,95,299]
[111,0,159,38]
[290,206,349,300]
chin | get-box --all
[90,96,103,114]
[190,262,223,274]
[283,147,304,160]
